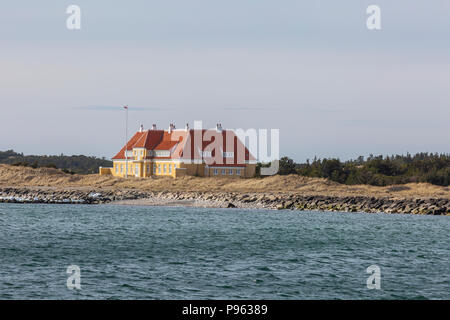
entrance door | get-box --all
[135,164,139,177]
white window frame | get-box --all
[202,151,211,158]
[155,150,170,157]
[221,169,226,175]
[228,169,233,175]
[236,169,241,175]
[223,152,234,158]
[169,164,172,173]
[125,150,133,158]
[153,165,156,174]
[214,169,218,175]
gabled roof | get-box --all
[133,130,159,149]
[112,131,146,160]
[179,130,254,166]
[153,131,181,150]
[112,128,256,166]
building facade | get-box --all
[99,124,256,178]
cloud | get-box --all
[73,105,165,111]
[223,107,269,111]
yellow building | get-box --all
[100,124,256,178]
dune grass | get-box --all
[0,164,448,199]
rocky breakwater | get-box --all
[0,187,449,215]
[0,187,150,205]
[154,192,450,215]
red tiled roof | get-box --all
[112,131,146,160]
[112,128,255,166]
[153,131,181,150]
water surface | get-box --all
[0,203,448,299]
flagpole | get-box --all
[124,105,128,178]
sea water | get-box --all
[0,203,448,299]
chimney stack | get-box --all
[216,123,223,132]
[185,123,189,131]
[152,124,157,130]
[168,123,175,133]
[139,124,144,132]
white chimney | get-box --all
[152,124,157,130]
[139,124,144,132]
[216,123,223,133]
[185,123,189,131]
[168,123,175,133]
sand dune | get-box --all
[0,164,448,199]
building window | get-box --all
[115,165,118,173]
[158,164,161,174]
[236,169,241,175]
[164,164,167,173]
[155,150,170,157]
[147,164,150,174]
[125,150,133,158]
[214,169,218,175]
[221,169,226,175]
[120,164,123,173]
[202,151,211,158]
[228,169,233,175]
[223,152,234,158]
[135,164,139,174]
[169,164,172,173]
[153,164,156,174]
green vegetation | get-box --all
[2,149,449,186]
[276,153,450,186]
[0,150,112,174]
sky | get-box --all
[1,0,449,162]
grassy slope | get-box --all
[0,164,448,199]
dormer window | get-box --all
[125,150,133,158]
[131,149,145,159]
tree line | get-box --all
[1,150,449,186]
[0,150,112,174]
[258,152,450,186]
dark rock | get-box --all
[226,202,236,208]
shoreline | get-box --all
[1,187,449,215]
